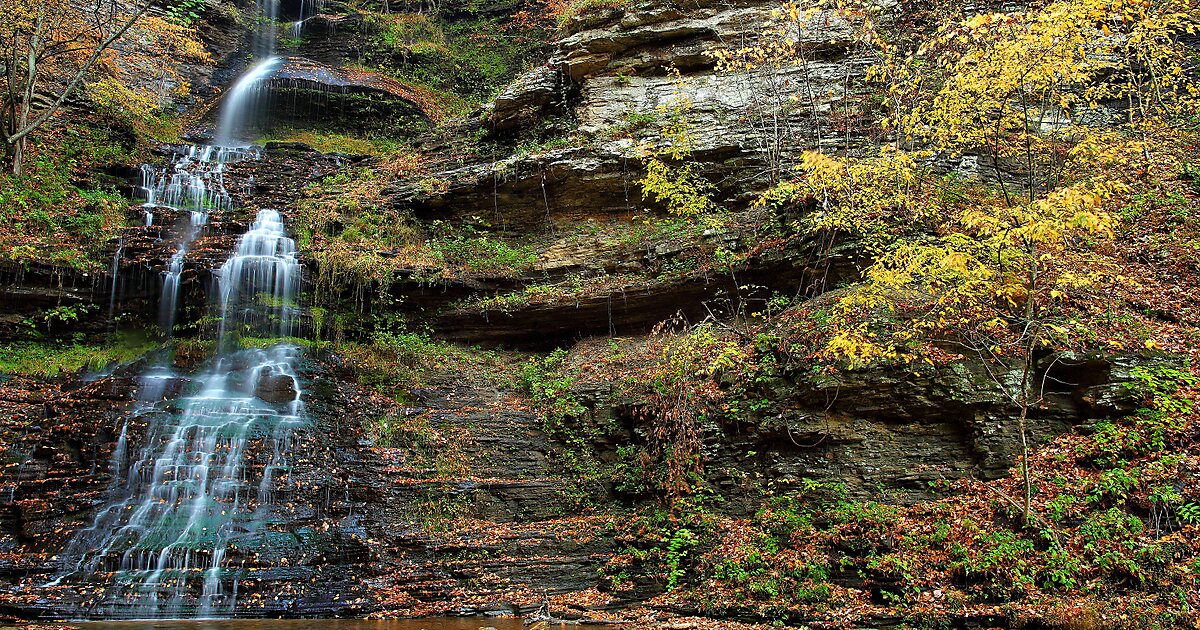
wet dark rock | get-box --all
[256,367,299,404]
[0,263,132,342]
[432,252,836,348]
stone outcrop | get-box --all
[255,367,300,403]
[391,0,874,228]
[359,0,883,352]
[430,240,847,348]
[270,57,447,119]
[557,347,1174,512]
[485,65,574,133]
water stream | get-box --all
[253,0,279,60]
[58,200,309,617]
[55,2,307,617]
[109,238,124,324]
[214,58,282,148]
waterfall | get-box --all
[108,238,123,324]
[53,208,309,618]
[217,0,284,148]
[45,0,308,616]
[292,0,323,37]
[61,137,305,621]
[214,57,283,147]
[216,209,301,346]
[253,0,280,60]
[158,248,188,335]
[141,145,256,337]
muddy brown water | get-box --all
[78,620,611,630]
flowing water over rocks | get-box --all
[46,117,311,618]
[49,201,310,617]
[214,59,282,148]
[137,144,260,333]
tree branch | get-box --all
[4,0,152,145]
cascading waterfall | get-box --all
[214,57,283,148]
[137,0,283,336]
[217,209,302,345]
[158,248,188,334]
[290,0,324,38]
[139,145,253,216]
[57,207,308,618]
[139,145,258,338]
[63,1,307,616]
[214,0,284,147]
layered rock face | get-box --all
[0,0,1179,623]
[0,357,607,618]
[400,0,868,223]
[371,0,880,347]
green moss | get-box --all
[259,128,404,156]
[360,6,552,112]
[0,331,158,377]
[0,122,137,270]
[428,230,539,276]
[553,0,636,26]
[333,329,515,395]
[237,336,328,349]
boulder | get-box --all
[256,367,299,404]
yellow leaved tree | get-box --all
[0,0,210,174]
[806,0,1200,524]
[1082,0,1200,159]
[899,0,1199,200]
[745,0,1200,525]
[710,0,898,179]
[638,72,718,217]
[831,173,1124,523]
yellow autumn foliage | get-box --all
[0,0,211,169]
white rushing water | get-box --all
[59,207,308,617]
[217,209,302,345]
[108,238,124,325]
[139,145,261,337]
[138,146,254,216]
[59,0,311,616]
[291,0,324,38]
[137,8,283,335]
[214,57,282,148]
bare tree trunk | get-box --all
[1017,341,1034,527]
[8,137,23,175]
[1017,239,1040,527]
[8,4,43,176]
